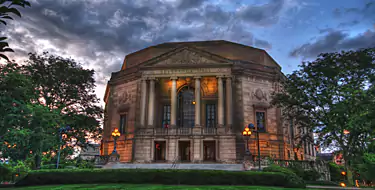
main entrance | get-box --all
[203,141,216,161]
[154,141,166,162]
[178,141,191,162]
[177,85,195,128]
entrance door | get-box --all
[179,141,191,162]
[203,141,216,161]
[154,141,166,162]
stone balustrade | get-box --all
[136,127,224,136]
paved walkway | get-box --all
[307,185,371,189]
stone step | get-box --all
[103,163,244,171]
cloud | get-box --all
[237,0,285,26]
[1,0,305,102]
[290,29,375,58]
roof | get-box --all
[120,40,281,70]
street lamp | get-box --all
[242,126,252,155]
[243,123,261,171]
[111,127,121,154]
[56,126,71,169]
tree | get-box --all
[0,0,31,61]
[272,48,375,185]
[23,52,103,159]
[0,62,36,137]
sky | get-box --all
[1,0,375,106]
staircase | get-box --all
[103,163,243,171]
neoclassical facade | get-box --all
[102,40,316,163]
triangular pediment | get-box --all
[141,46,232,67]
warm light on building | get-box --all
[343,129,350,135]
[340,182,346,187]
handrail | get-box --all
[171,156,180,169]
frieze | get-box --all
[143,68,231,76]
[154,49,217,65]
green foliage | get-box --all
[15,169,305,188]
[0,164,12,181]
[355,153,375,183]
[1,52,103,167]
[305,180,339,186]
[0,0,31,61]
[24,52,103,153]
[287,165,321,181]
[262,164,305,187]
[328,162,345,182]
[272,48,375,185]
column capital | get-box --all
[148,77,156,81]
[225,75,233,79]
[141,77,148,81]
[170,76,178,80]
[193,76,202,79]
[216,75,225,79]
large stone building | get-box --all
[102,40,316,163]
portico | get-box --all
[135,66,236,163]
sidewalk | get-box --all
[307,185,372,189]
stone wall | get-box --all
[240,76,285,159]
[103,79,139,162]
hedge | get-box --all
[262,164,305,188]
[16,169,306,188]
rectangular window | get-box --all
[289,120,294,140]
[162,105,171,128]
[304,141,307,154]
[256,111,266,132]
[308,142,311,155]
[287,150,291,159]
[119,114,127,134]
[206,104,216,128]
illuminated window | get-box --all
[162,105,171,128]
[256,111,266,132]
[206,104,216,128]
[119,114,127,134]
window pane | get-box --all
[256,112,266,132]
[119,114,127,134]
[162,105,171,127]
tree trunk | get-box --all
[344,156,354,186]
[34,154,41,170]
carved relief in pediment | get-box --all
[154,49,220,66]
[115,90,133,105]
[252,88,269,101]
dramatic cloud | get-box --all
[2,0,299,103]
[290,29,375,58]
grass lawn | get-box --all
[8,184,315,190]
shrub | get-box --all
[262,164,305,187]
[16,169,305,188]
[306,180,339,186]
[0,164,12,181]
[328,162,345,182]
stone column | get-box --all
[170,76,178,127]
[217,76,224,127]
[225,76,233,128]
[147,78,155,127]
[140,78,147,127]
[194,76,201,127]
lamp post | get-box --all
[242,126,252,155]
[111,128,121,154]
[56,126,71,169]
[243,123,261,171]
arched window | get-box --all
[177,85,195,128]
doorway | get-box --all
[178,141,191,162]
[154,141,166,162]
[203,141,216,161]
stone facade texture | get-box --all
[102,40,316,163]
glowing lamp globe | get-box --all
[111,128,121,137]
